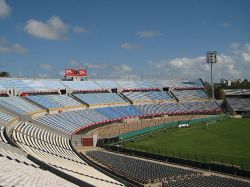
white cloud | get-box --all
[12,43,28,54]
[73,26,86,33]
[24,16,70,40]
[136,31,162,38]
[74,62,134,79]
[121,42,139,49]
[150,43,250,81]
[0,0,11,19]
[241,43,250,63]
[40,64,53,71]
[113,64,132,73]
[230,42,240,50]
[0,38,28,54]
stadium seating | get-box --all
[36,108,110,134]
[0,78,205,93]
[61,81,103,91]
[226,97,250,112]
[74,108,109,123]
[0,79,66,93]
[95,105,145,120]
[171,89,209,101]
[223,89,250,96]
[0,144,76,187]
[172,79,205,89]
[87,150,198,184]
[1,78,245,187]
[73,93,127,105]
[12,122,124,187]
[122,92,152,102]
[35,105,146,134]
[146,91,174,101]
[135,103,186,115]
[36,114,80,134]
[38,80,66,90]
[95,107,127,120]
[0,111,15,125]
[0,125,8,143]
[114,106,144,117]
[26,94,84,110]
[135,101,220,116]
[123,91,174,103]
[95,80,120,89]
[0,96,44,115]
[165,175,250,187]
[35,100,220,135]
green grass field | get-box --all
[122,118,250,170]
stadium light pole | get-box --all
[206,51,217,99]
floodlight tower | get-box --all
[206,51,217,99]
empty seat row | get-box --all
[35,101,221,135]
[0,111,15,125]
[36,106,145,134]
[166,175,250,187]
[123,91,174,103]
[74,93,127,105]
[0,146,39,167]
[87,150,198,184]
[172,89,209,101]
[12,122,124,187]
[62,81,103,91]
[226,97,250,111]
[0,97,43,115]
[0,79,205,92]
[135,101,221,116]
[0,125,8,143]
[0,141,76,187]
[26,94,84,110]
[0,154,77,187]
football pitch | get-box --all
[122,118,250,170]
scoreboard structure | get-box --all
[64,69,88,81]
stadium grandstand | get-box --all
[222,89,250,115]
[0,78,249,186]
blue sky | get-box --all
[0,0,250,81]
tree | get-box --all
[0,72,11,77]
